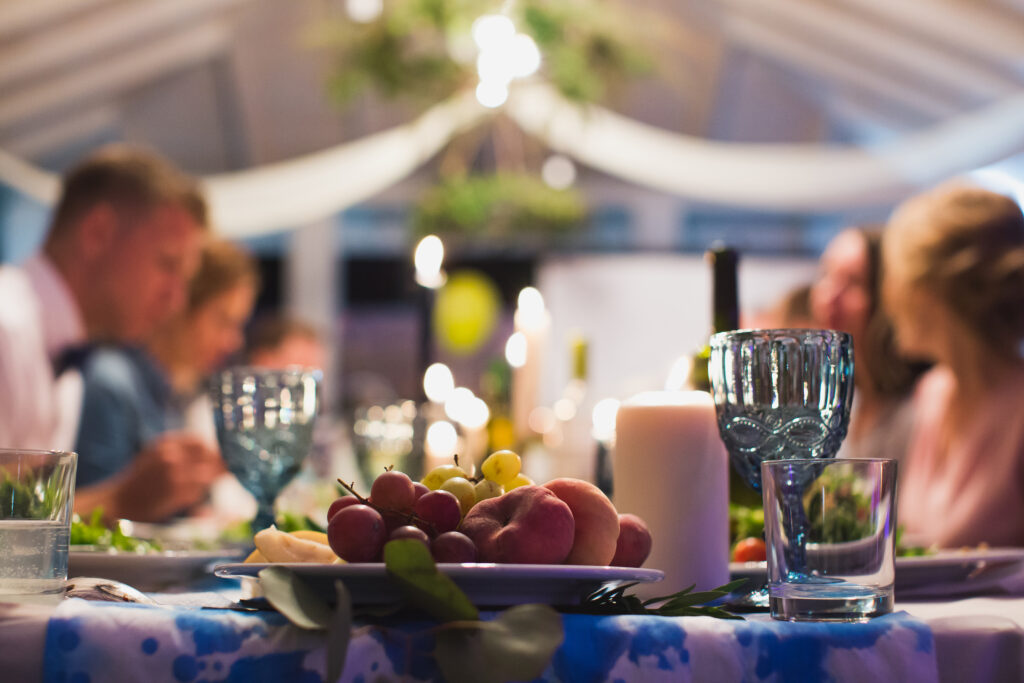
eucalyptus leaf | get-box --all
[581,580,746,620]
[384,539,478,622]
[435,604,563,683]
[325,581,352,683]
[258,567,334,630]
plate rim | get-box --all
[728,546,1024,575]
[214,562,665,582]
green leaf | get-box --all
[641,584,696,606]
[383,539,478,622]
[325,581,352,683]
[657,591,731,611]
[258,567,334,630]
[435,604,564,683]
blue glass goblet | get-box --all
[210,367,322,533]
[709,328,854,491]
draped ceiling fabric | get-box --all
[2,82,1024,237]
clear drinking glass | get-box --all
[210,367,321,532]
[762,458,896,621]
[708,328,854,491]
[0,449,77,604]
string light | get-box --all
[472,14,542,108]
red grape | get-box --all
[389,525,430,547]
[371,470,416,512]
[413,490,462,536]
[327,496,360,522]
[328,504,386,562]
[431,531,478,563]
[412,482,429,501]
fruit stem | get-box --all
[336,478,439,536]
[336,479,371,505]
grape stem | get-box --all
[336,478,439,536]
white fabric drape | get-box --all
[3,82,1024,236]
[506,83,1024,211]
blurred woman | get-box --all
[883,185,1024,548]
[810,227,927,464]
[74,240,257,520]
[148,240,259,443]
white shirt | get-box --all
[0,255,86,450]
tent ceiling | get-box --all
[0,0,1023,175]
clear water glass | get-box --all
[210,367,321,532]
[708,328,854,490]
[0,449,77,604]
[762,458,897,621]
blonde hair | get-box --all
[187,240,259,312]
[885,184,1024,358]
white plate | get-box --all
[215,562,664,606]
[729,548,1024,593]
[70,548,247,591]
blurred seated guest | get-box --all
[0,144,221,522]
[883,185,1024,548]
[744,283,815,329]
[150,240,260,443]
[811,227,928,465]
[74,240,257,520]
[246,316,327,370]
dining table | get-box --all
[1,560,1023,683]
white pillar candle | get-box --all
[614,390,729,596]
[510,291,549,442]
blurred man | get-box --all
[0,145,224,520]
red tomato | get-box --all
[732,537,767,562]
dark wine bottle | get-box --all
[688,245,739,391]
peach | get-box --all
[611,513,652,568]
[459,485,574,564]
[544,478,620,566]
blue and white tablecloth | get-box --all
[43,598,939,683]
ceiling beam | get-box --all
[4,106,119,159]
[0,0,112,40]
[719,0,1021,103]
[0,22,228,131]
[834,0,1024,70]
[725,15,959,121]
[0,0,253,90]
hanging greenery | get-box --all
[312,0,651,108]
[413,172,586,243]
[310,0,654,245]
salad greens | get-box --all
[70,509,161,553]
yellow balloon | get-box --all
[433,270,501,355]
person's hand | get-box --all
[112,433,226,522]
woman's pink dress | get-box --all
[899,366,1024,548]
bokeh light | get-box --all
[345,0,382,23]
[542,154,577,189]
[423,363,455,403]
[505,332,527,368]
[414,234,445,288]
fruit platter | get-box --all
[215,449,663,605]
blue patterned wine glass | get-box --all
[210,367,322,533]
[709,329,854,491]
[710,329,853,606]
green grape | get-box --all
[480,450,521,486]
[473,478,503,504]
[505,473,534,491]
[421,464,468,491]
[439,476,476,516]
